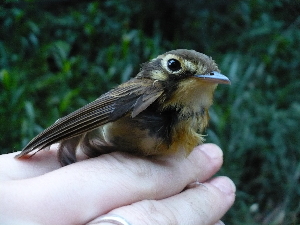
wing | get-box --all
[16,78,164,157]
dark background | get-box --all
[1,0,300,224]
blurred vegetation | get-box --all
[1,0,300,224]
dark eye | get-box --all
[167,59,182,72]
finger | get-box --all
[0,144,223,225]
[89,176,236,225]
[0,145,61,181]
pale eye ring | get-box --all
[167,59,182,72]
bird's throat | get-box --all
[161,77,217,117]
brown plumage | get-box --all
[16,49,230,166]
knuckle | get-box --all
[133,200,178,225]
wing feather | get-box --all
[16,78,164,157]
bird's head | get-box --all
[137,49,230,112]
[138,49,230,85]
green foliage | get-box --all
[0,1,164,152]
[1,0,300,224]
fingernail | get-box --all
[88,214,130,225]
[198,144,223,160]
[209,176,236,195]
[214,221,225,225]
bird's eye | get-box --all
[167,59,182,72]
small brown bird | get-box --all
[16,49,230,166]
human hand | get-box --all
[0,144,235,225]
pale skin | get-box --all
[0,143,235,225]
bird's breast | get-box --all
[87,103,208,156]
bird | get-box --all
[16,49,230,166]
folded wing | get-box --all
[16,78,164,157]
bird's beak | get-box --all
[195,71,231,84]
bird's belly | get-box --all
[83,116,169,156]
[99,116,168,156]
[79,110,205,158]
